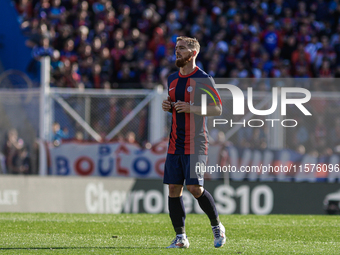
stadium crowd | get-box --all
[12,0,340,91]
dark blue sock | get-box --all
[196,189,220,226]
[169,196,186,234]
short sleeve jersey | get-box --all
[167,66,222,155]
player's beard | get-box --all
[175,54,193,68]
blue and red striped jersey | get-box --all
[167,66,222,155]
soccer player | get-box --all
[162,36,226,248]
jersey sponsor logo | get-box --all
[169,87,175,91]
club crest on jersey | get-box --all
[187,86,193,93]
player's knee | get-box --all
[168,184,183,197]
[187,185,203,198]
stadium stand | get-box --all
[11,0,340,91]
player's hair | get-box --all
[176,36,200,54]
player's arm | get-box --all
[194,76,223,116]
[191,104,222,116]
[174,102,222,116]
[163,76,173,113]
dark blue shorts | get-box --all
[163,154,207,186]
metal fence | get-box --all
[207,78,340,156]
[0,88,40,174]
[47,87,168,145]
[1,77,340,175]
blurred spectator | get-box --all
[52,122,68,146]
[315,36,336,69]
[116,62,139,88]
[15,0,33,22]
[49,0,65,25]
[2,129,24,174]
[318,59,333,77]
[140,63,157,88]
[126,131,137,144]
[75,131,84,141]
[305,35,323,63]
[33,36,54,59]
[281,35,296,61]
[11,147,31,175]
[260,18,281,57]
[89,63,104,89]
[60,38,77,62]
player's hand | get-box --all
[174,101,191,113]
[162,96,172,112]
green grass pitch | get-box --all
[0,213,339,254]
